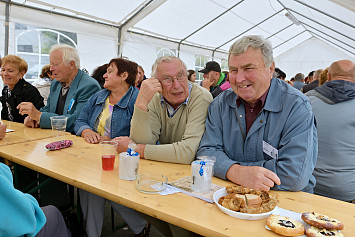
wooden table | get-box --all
[1,133,355,236]
[0,121,53,146]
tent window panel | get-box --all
[221,59,228,72]
[15,23,77,83]
[40,31,59,54]
[195,55,209,81]
[156,48,176,58]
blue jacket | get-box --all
[74,86,139,138]
[197,78,317,192]
[39,69,101,133]
[0,163,46,236]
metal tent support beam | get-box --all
[212,9,283,58]
[310,31,355,57]
[300,21,355,51]
[177,0,244,57]
[273,30,307,49]
[292,0,354,29]
[127,30,228,54]
[266,23,293,40]
[118,0,166,57]
[288,9,355,43]
[4,0,10,56]
[1,0,117,28]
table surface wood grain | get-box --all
[0,126,354,236]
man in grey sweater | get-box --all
[307,59,355,202]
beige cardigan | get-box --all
[130,83,213,164]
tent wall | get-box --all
[1,3,118,72]
[122,33,228,77]
[1,1,354,86]
[275,37,354,79]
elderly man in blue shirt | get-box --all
[197,35,317,192]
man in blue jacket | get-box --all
[17,44,101,133]
[197,35,317,192]
[16,44,101,212]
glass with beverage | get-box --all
[99,141,118,171]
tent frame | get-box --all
[1,0,354,58]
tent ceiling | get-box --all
[9,0,355,58]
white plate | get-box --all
[213,188,278,220]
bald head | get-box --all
[328,60,355,83]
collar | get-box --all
[236,88,269,108]
[161,82,192,117]
[226,78,282,113]
[96,86,136,108]
[8,78,26,95]
[211,72,225,91]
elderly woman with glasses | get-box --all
[74,58,149,237]
[0,55,44,123]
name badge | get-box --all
[263,140,278,159]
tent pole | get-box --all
[310,33,355,57]
[213,10,283,52]
[266,23,293,40]
[300,21,355,51]
[4,0,10,56]
[273,30,307,49]
[177,0,244,56]
[287,9,354,43]
[292,0,354,29]
[117,27,122,57]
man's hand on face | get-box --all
[226,164,281,191]
[201,77,214,89]
[135,77,162,112]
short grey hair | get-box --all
[50,44,80,69]
[229,35,274,67]
[151,56,187,78]
[294,73,304,81]
[313,69,323,80]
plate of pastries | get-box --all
[266,212,344,236]
[213,184,279,220]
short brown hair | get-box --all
[40,64,51,78]
[1,55,28,73]
[108,58,138,86]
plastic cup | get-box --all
[191,156,216,192]
[99,141,117,171]
[119,152,139,180]
[50,116,67,141]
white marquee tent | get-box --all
[0,0,354,85]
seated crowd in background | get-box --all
[1,36,355,237]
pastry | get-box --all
[301,212,344,230]
[305,226,343,237]
[219,184,278,214]
[266,214,305,236]
[245,194,262,208]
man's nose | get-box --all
[171,78,181,88]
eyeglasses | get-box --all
[161,72,187,86]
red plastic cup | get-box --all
[99,141,118,171]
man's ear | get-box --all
[69,60,76,70]
[327,72,331,81]
[269,62,275,77]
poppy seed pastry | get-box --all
[305,225,344,237]
[266,214,305,236]
[301,212,344,230]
